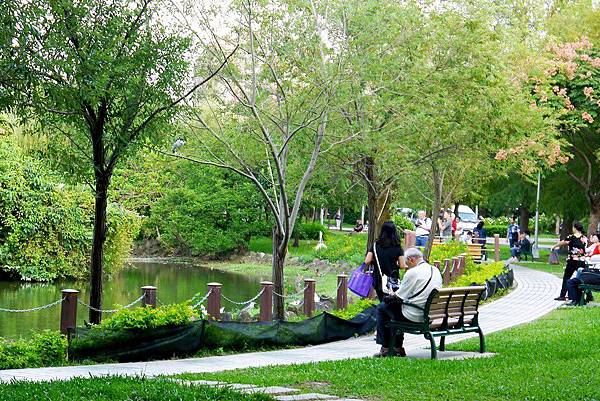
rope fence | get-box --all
[0,273,353,333]
[77,294,144,314]
[0,297,65,313]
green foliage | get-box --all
[146,167,268,256]
[484,224,507,237]
[391,214,415,233]
[330,298,377,320]
[0,135,139,281]
[95,303,199,331]
[0,377,272,401]
[293,222,328,241]
[0,330,67,369]
[452,262,507,287]
[313,233,366,265]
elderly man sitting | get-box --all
[374,247,443,357]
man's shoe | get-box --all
[554,296,566,301]
[373,347,389,358]
[586,293,594,302]
[393,347,407,357]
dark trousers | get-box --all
[376,302,414,348]
[567,270,600,304]
[560,260,586,298]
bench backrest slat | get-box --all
[423,286,486,331]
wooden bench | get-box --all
[467,243,485,264]
[387,286,486,359]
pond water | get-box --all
[0,261,262,339]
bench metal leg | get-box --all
[425,333,437,359]
[478,327,486,353]
[439,336,446,352]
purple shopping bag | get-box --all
[348,263,373,297]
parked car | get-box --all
[456,205,478,232]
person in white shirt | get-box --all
[374,247,443,357]
[415,210,432,247]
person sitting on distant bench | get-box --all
[567,267,600,306]
[353,220,364,233]
[519,231,533,260]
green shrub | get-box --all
[0,135,140,281]
[391,214,415,234]
[0,330,67,369]
[96,303,199,331]
[330,298,377,320]
[452,261,507,287]
[485,224,508,236]
[145,167,267,256]
[293,222,328,240]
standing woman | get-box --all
[552,221,587,301]
[364,221,406,301]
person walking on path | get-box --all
[364,221,405,301]
[552,221,587,301]
[374,247,443,357]
[415,210,432,247]
[507,217,520,249]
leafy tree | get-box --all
[165,0,344,318]
[528,34,600,233]
[2,0,232,323]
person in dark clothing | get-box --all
[473,220,487,259]
[567,268,600,305]
[364,221,405,301]
[552,221,587,301]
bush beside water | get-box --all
[0,330,67,369]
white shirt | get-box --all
[394,261,443,322]
[415,218,432,237]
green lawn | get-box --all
[207,262,340,297]
[0,377,271,401]
[175,307,600,401]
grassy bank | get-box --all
[0,377,272,401]
[175,307,600,400]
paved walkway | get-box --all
[0,264,563,383]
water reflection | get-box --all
[0,261,261,339]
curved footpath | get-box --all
[0,264,563,383]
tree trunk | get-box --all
[453,203,459,217]
[555,215,561,236]
[89,173,110,324]
[424,167,442,260]
[339,208,344,231]
[519,206,529,233]
[589,196,600,235]
[559,214,573,255]
[272,226,286,320]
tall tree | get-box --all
[164,0,345,319]
[3,0,232,323]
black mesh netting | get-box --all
[70,307,377,363]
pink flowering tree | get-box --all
[532,37,600,233]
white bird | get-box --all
[171,138,186,153]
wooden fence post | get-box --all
[60,289,79,335]
[404,230,416,248]
[458,256,465,276]
[207,282,222,320]
[451,257,459,280]
[304,279,316,316]
[259,281,273,322]
[443,259,451,285]
[141,286,157,308]
[494,234,500,262]
[336,274,348,310]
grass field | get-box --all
[0,377,272,401]
[176,307,600,401]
